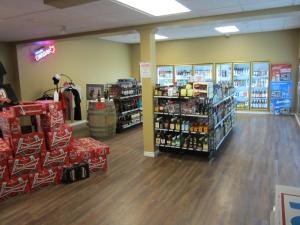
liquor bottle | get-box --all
[170,118,175,130]
[172,136,176,146]
[156,133,161,145]
[160,133,166,145]
[155,117,162,129]
[175,120,181,131]
[176,135,180,147]
[166,134,172,146]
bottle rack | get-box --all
[107,81,143,132]
[154,91,235,160]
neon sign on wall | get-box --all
[34,45,55,62]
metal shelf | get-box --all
[155,128,180,132]
[215,126,233,150]
[213,94,234,107]
[122,120,142,129]
[181,114,208,118]
[214,109,235,129]
[156,144,181,149]
[154,112,180,116]
[181,130,207,135]
[113,94,142,100]
[154,96,179,99]
[119,108,142,115]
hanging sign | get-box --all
[34,45,56,62]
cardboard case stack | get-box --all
[0,101,110,202]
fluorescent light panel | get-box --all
[114,0,191,16]
[215,25,239,33]
[155,34,168,40]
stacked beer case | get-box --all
[0,100,109,202]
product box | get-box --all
[77,138,110,156]
[41,110,64,131]
[41,148,69,168]
[0,139,13,182]
[0,111,21,138]
[8,154,41,178]
[12,132,46,156]
[0,175,30,202]
[29,167,62,191]
[193,82,214,98]
[45,124,73,151]
[35,100,62,114]
[61,163,89,184]
[5,102,45,117]
[88,155,107,173]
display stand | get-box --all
[154,84,235,160]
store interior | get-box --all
[0,0,300,225]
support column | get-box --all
[139,27,157,157]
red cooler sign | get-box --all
[271,64,292,81]
[34,45,55,62]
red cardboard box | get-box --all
[41,110,64,131]
[0,111,21,138]
[8,155,41,178]
[4,102,45,117]
[68,149,79,165]
[46,124,73,151]
[0,139,13,182]
[29,167,62,191]
[77,138,110,156]
[35,100,62,114]
[88,155,107,173]
[12,132,46,156]
[41,148,69,168]
[0,163,9,182]
[0,175,30,202]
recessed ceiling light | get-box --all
[114,0,191,16]
[215,25,239,33]
[155,34,168,40]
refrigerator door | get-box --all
[250,62,270,110]
[233,63,250,110]
[175,65,192,87]
[216,63,232,83]
[157,66,173,86]
[193,64,213,82]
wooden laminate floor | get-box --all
[0,114,300,225]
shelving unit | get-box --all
[107,79,143,132]
[154,86,235,159]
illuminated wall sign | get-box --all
[34,45,55,61]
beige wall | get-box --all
[0,43,20,98]
[16,37,132,119]
[131,29,300,110]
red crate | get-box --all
[41,148,69,168]
[4,102,45,117]
[29,167,62,191]
[35,100,62,114]
[0,175,30,202]
[12,132,46,157]
[77,138,110,156]
[88,155,108,173]
[8,155,41,178]
[46,124,73,151]
[0,139,13,182]
[0,111,21,138]
[41,110,64,131]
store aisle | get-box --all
[0,114,300,225]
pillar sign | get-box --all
[140,62,152,79]
[33,45,56,62]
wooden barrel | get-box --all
[88,101,116,140]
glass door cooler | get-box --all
[157,66,174,86]
[216,63,232,83]
[233,63,250,110]
[250,62,270,110]
[193,64,213,82]
[175,65,192,87]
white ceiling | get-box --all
[0,0,299,42]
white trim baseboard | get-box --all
[144,150,160,158]
[236,111,272,115]
[295,114,300,128]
